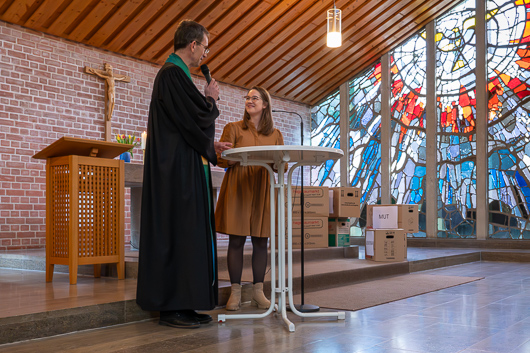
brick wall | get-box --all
[0,21,310,250]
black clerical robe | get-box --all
[136,62,218,311]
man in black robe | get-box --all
[136,20,231,329]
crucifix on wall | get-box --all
[84,63,131,141]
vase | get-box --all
[119,151,131,163]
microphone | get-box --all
[200,64,212,84]
[201,64,219,100]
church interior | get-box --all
[2,0,530,352]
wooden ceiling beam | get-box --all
[0,1,17,21]
[103,0,172,52]
[121,0,196,58]
[205,0,263,38]
[85,0,144,48]
[203,0,300,78]
[197,0,242,32]
[22,0,63,30]
[137,0,240,63]
[67,0,127,43]
[189,0,281,74]
[215,0,327,83]
[47,0,94,34]
[1,0,37,25]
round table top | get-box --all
[221,145,343,164]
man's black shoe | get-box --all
[182,310,212,324]
[159,311,200,329]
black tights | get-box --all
[227,235,268,284]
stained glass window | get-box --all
[487,0,530,239]
[436,0,477,238]
[349,62,382,230]
[310,89,341,186]
[390,32,427,237]
[310,0,530,240]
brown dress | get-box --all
[215,120,284,238]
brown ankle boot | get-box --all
[251,282,270,309]
[226,283,241,311]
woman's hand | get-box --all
[214,141,232,154]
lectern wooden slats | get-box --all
[34,137,131,285]
[76,163,120,258]
[50,163,69,259]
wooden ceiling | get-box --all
[0,0,462,105]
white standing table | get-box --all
[217,145,345,332]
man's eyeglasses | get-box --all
[244,96,261,102]
[195,41,210,55]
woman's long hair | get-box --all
[242,86,274,136]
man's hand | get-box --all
[214,141,232,154]
[205,78,219,101]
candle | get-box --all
[141,131,147,149]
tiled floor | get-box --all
[2,260,530,352]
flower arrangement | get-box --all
[116,134,140,157]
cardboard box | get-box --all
[366,204,419,233]
[400,204,419,233]
[330,187,361,218]
[289,186,329,217]
[290,216,328,249]
[328,218,351,247]
[365,229,406,262]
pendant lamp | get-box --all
[327,0,342,48]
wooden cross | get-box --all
[84,63,131,141]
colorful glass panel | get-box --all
[390,32,427,237]
[310,89,341,186]
[348,62,382,229]
[436,0,477,238]
[487,0,530,239]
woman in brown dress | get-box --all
[215,86,285,310]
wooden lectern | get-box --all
[33,137,132,284]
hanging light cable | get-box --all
[327,0,342,48]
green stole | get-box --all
[165,53,192,80]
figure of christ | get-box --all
[85,63,131,122]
